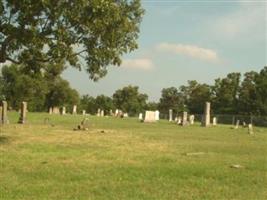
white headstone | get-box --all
[144,111,156,123]
[62,107,66,115]
[139,113,143,120]
[82,110,86,115]
[202,102,210,127]
[72,105,77,115]
[213,117,217,126]
[155,110,160,121]
[169,109,173,122]
[189,115,195,125]
[100,110,104,117]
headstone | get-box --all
[169,109,173,122]
[202,102,211,127]
[242,121,247,128]
[213,117,217,126]
[155,110,160,121]
[97,108,101,117]
[110,109,114,116]
[182,112,188,126]
[144,111,156,123]
[49,107,53,114]
[174,117,178,123]
[52,107,60,114]
[177,116,182,125]
[100,110,104,117]
[235,120,240,129]
[1,101,8,124]
[82,110,86,115]
[248,124,253,135]
[123,113,128,118]
[115,109,119,116]
[189,115,195,125]
[61,107,66,115]
[72,105,77,115]
[18,101,27,124]
[0,106,2,123]
[139,113,143,121]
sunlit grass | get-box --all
[1,112,267,200]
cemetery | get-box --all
[0,1,266,200]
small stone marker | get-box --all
[213,117,217,126]
[61,107,66,115]
[52,107,60,114]
[49,107,53,114]
[144,111,156,123]
[82,110,86,115]
[174,117,178,123]
[97,108,101,117]
[235,120,240,129]
[189,115,195,125]
[1,101,8,124]
[100,110,104,117]
[139,113,143,121]
[177,116,182,125]
[202,102,211,127]
[72,105,77,115]
[18,101,27,124]
[182,112,188,126]
[155,110,160,121]
[123,113,128,118]
[115,109,119,116]
[109,109,114,116]
[0,106,2,123]
[248,124,253,135]
[169,109,173,122]
[242,121,247,128]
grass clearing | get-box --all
[1,112,267,200]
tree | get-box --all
[255,66,267,115]
[0,0,144,80]
[80,95,96,114]
[238,71,258,114]
[145,101,158,111]
[1,64,48,111]
[212,73,241,114]
[95,95,114,114]
[180,81,211,114]
[158,87,184,115]
[113,85,148,116]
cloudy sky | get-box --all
[63,0,266,101]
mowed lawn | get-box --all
[0,112,267,200]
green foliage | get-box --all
[80,95,97,114]
[95,95,114,114]
[158,87,184,115]
[0,0,144,80]
[113,85,148,116]
[255,66,267,115]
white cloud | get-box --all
[157,43,219,62]
[121,58,154,70]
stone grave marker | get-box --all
[139,113,143,121]
[189,115,195,125]
[248,124,253,135]
[155,110,160,121]
[213,117,217,126]
[1,101,8,124]
[182,112,188,126]
[169,109,173,122]
[72,105,77,115]
[61,107,66,115]
[202,102,211,127]
[235,120,240,129]
[18,101,27,124]
[100,110,104,117]
[144,111,156,123]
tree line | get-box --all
[1,64,266,116]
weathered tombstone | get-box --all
[97,108,101,117]
[169,109,173,122]
[177,116,182,125]
[155,110,160,121]
[213,117,217,126]
[242,121,247,128]
[235,120,240,129]
[174,117,178,123]
[72,105,77,115]
[202,102,210,127]
[18,101,27,124]
[61,107,66,115]
[182,112,188,126]
[82,110,86,115]
[1,101,8,124]
[53,107,60,114]
[123,113,128,118]
[49,107,53,114]
[139,113,143,121]
[100,110,104,117]
[144,111,156,123]
[0,106,2,123]
[109,109,114,116]
[248,124,253,135]
[115,109,119,117]
[189,115,195,125]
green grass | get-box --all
[1,112,267,200]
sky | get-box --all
[63,0,267,101]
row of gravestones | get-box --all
[139,102,254,134]
[49,105,88,116]
[0,101,27,124]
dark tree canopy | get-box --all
[0,0,144,80]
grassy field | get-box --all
[0,112,267,200]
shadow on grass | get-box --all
[0,135,10,144]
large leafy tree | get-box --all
[158,87,184,115]
[113,85,147,116]
[95,95,114,114]
[80,95,97,114]
[0,0,144,80]
[255,66,267,115]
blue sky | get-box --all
[63,0,266,101]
